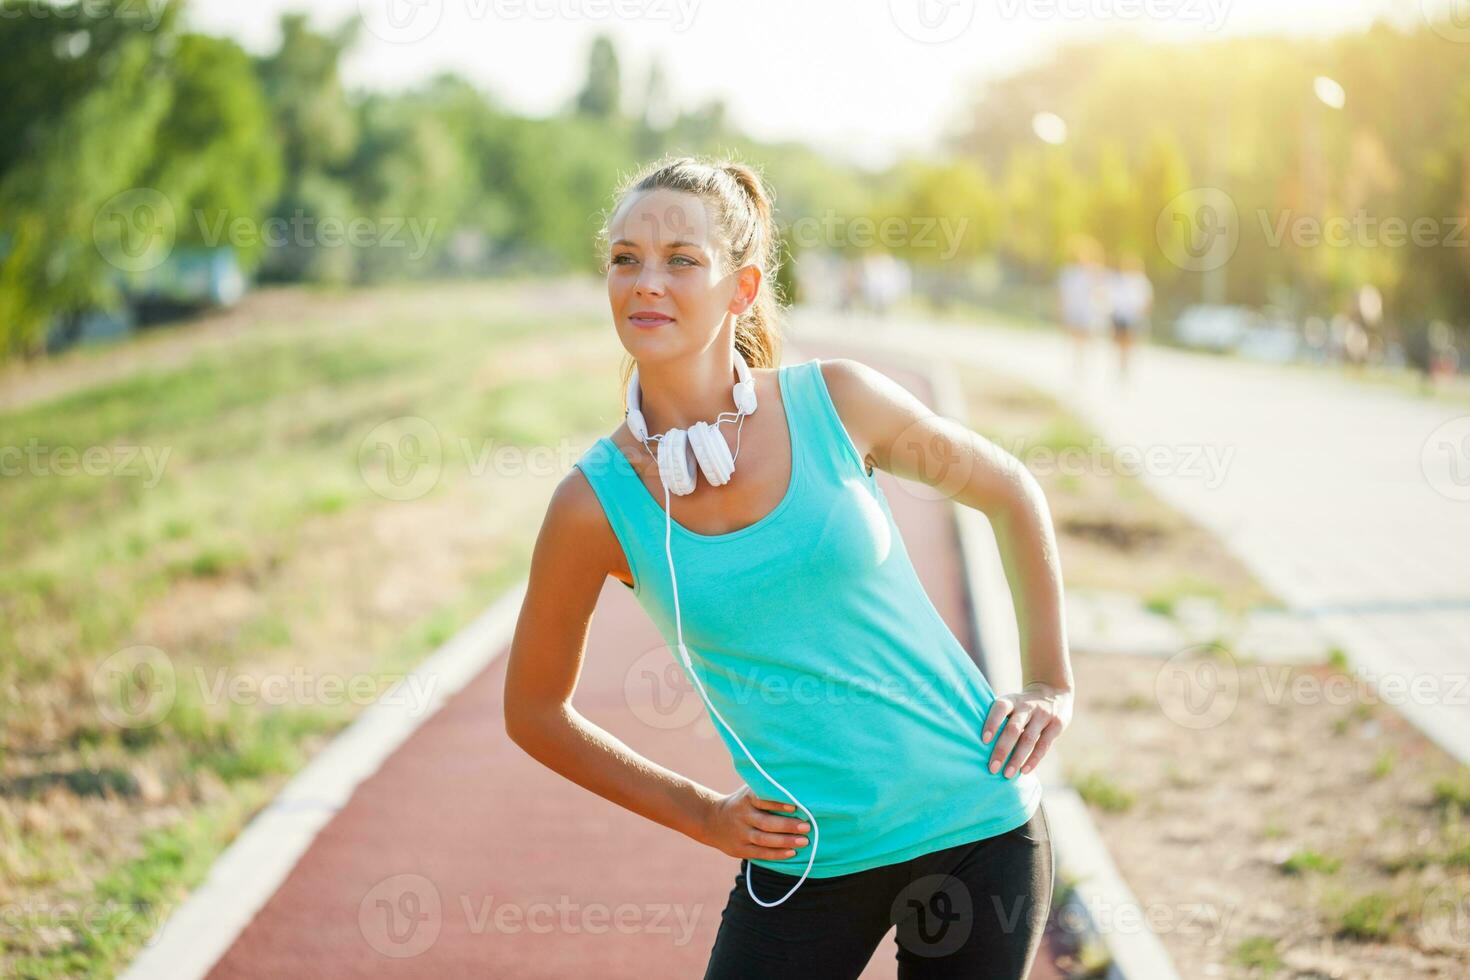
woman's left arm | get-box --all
[821,358,1075,780]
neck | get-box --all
[634,352,740,435]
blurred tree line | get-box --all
[939,25,1470,343]
[1,1,1466,362]
[0,1,864,360]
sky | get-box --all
[186,0,1421,170]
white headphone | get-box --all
[624,351,820,908]
[625,353,759,495]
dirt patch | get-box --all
[951,357,1470,977]
[1059,515,1170,553]
[1063,648,1470,978]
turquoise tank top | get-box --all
[572,357,1042,877]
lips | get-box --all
[629,313,673,327]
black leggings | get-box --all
[703,805,1053,980]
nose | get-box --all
[634,263,666,297]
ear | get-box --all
[729,264,762,314]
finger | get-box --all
[746,827,811,851]
[751,797,799,814]
[980,697,1014,744]
[749,810,811,835]
[988,711,1032,773]
[1000,721,1046,778]
[1019,720,1062,775]
[738,842,804,860]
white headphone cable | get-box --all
[658,462,820,908]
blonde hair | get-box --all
[597,154,785,397]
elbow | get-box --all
[503,704,537,749]
[503,699,563,753]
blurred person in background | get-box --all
[861,252,911,319]
[1057,236,1108,386]
[1108,253,1153,386]
[1428,321,1461,392]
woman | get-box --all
[1057,236,1108,387]
[1108,254,1154,385]
[503,155,1075,979]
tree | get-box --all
[251,13,363,282]
[141,34,283,268]
[0,2,178,358]
[574,34,621,120]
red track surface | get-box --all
[205,346,1066,979]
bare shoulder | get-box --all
[547,463,614,542]
[537,464,620,576]
[817,357,940,474]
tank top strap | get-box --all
[787,357,877,486]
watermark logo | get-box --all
[93,191,440,273]
[890,0,975,43]
[92,645,177,729]
[1053,894,1238,943]
[0,899,172,949]
[892,873,975,956]
[1157,187,1239,272]
[885,414,978,503]
[1258,209,1469,250]
[356,874,703,953]
[1418,882,1470,951]
[624,646,719,740]
[359,0,699,44]
[359,416,445,501]
[625,646,705,732]
[782,211,971,261]
[1421,415,1470,502]
[0,0,168,31]
[1155,642,1239,730]
[994,0,1229,29]
[1423,0,1470,43]
[359,0,446,44]
[359,873,443,957]
[0,438,171,487]
[94,188,176,273]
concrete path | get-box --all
[794,308,1470,768]
[185,344,1069,978]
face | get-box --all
[605,187,759,358]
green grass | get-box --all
[0,279,618,976]
[1070,769,1136,812]
[1279,849,1342,876]
[1141,574,1228,618]
[1432,773,1470,815]
[1232,935,1283,974]
[1332,890,1403,941]
[6,780,274,978]
[0,283,606,699]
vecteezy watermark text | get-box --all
[1,439,170,488]
[94,189,440,273]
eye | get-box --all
[670,254,697,267]
[611,253,635,265]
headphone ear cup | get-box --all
[657,427,698,496]
[688,420,735,487]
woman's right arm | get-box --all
[501,468,810,862]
